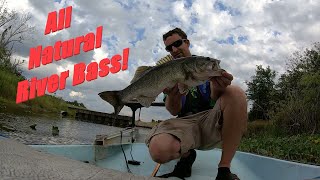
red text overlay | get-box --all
[16,6,130,103]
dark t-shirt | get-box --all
[164,81,216,117]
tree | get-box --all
[0,0,34,74]
[276,42,320,100]
[273,42,320,135]
[66,100,86,108]
[246,65,277,120]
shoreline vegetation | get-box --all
[0,65,85,136]
[0,67,84,117]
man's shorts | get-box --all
[145,99,223,155]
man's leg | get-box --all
[146,109,217,178]
[148,133,181,163]
[219,85,247,168]
[148,133,196,178]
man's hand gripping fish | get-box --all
[98,56,224,115]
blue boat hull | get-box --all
[31,143,320,180]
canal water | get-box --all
[0,113,150,145]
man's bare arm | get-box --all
[163,84,183,116]
[210,71,233,100]
[165,96,182,116]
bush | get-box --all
[244,120,274,137]
[272,72,320,135]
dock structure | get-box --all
[67,102,165,128]
[68,102,165,145]
[68,106,132,128]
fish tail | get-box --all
[98,91,124,115]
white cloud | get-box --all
[6,0,30,11]
[93,47,109,62]
[69,91,85,98]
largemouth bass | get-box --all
[99,56,224,115]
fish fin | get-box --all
[156,54,173,66]
[130,66,153,84]
[178,83,189,94]
[137,96,156,107]
[98,91,124,115]
[130,55,173,84]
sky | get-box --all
[5,0,320,122]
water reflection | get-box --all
[0,114,149,145]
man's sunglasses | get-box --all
[165,39,187,52]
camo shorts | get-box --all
[145,99,223,155]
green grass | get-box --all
[0,67,25,101]
[0,66,77,117]
[240,120,320,165]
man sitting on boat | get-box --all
[145,28,248,180]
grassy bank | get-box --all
[0,67,76,117]
[0,67,24,101]
[239,120,320,165]
[239,134,320,165]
